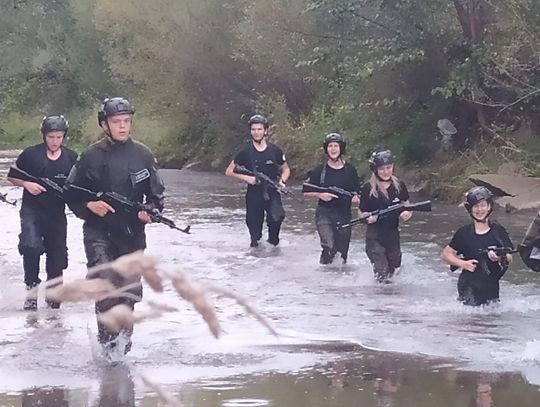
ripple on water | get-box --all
[222,399,270,407]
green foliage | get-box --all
[0,0,539,197]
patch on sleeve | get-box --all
[131,168,150,184]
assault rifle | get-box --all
[8,166,64,199]
[337,200,432,229]
[302,182,357,199]
[65,184,191,234]
[450,246,518,273]
[233,165,303,203]
[0,192,16,206]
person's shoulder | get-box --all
[344,162,359,174]
[267,142,285,155]
[20,143,44,155]
[62,146,78,159]
[131,139,155,155]
[234,143,251,159]
[490,221,509,234]
[360,181,371,194]
[237,142,252,154]
[307,163,324,178]
[454,223,473,236]
[398,179,408,190]
[78,138,106,161]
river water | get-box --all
[1,159,540,407]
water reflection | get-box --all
[22,387,68,407]
[94,364,135,407]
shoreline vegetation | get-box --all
[1,0,539,204]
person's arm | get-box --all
[442,245,478,272]
[278,162,290,186]
[350,166,361,205]
[302,165,336,201]
[64,155,114,219]
[225,160,257,185]
[138,154,166,224]
[399,182,412,221]
[358,183,377,223]
[8,151,46,195]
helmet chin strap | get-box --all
[103,121,126,144]
[328,154,343,163]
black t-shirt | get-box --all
[234,142,285,192]
[359,181,410,230]
[449,222,514,276]
[306,163,360,210]
[16,144,78,212]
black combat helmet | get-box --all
[323,133,346,155]
[247,114,269,129]
[368,149,395,172]
[40,115,69,136]
[97,97,135,126]
[464,186,494,212]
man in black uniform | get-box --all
[65,97,165,354]
[359,149,412,283]
[8,115,78,310]
[225,114,290,247]
[442,186,513,306]
[303,133,361,264]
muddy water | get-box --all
[1,154,540,407]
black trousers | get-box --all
[83,224,146,350]
[18,205,68,288]
[457,273,500,306]
[365,227,402,281]
[315,205,352,263]
[245,188,285,245]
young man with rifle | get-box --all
[7,115,78,310]
[64,97,165,354]
[225,114,290,248]
[359,149,414,283]
[302,133,361,264]
[442,186,514,306]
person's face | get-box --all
[376,163,394,181]
[44,131,65,152]
[327,142,341,160]
[105,114,132,142]
[250,123,266,142]
[471,200,491,220]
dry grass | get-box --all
[12,251,278,407]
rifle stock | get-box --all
[338,200,432,229]
[66,184,191,234]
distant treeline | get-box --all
[1,0,539,183]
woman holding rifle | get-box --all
[359,149,412,283]
[302,133,361,265]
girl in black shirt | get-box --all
[303,133,360,264]
[442,186,513,306]
[359,149,412,282]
